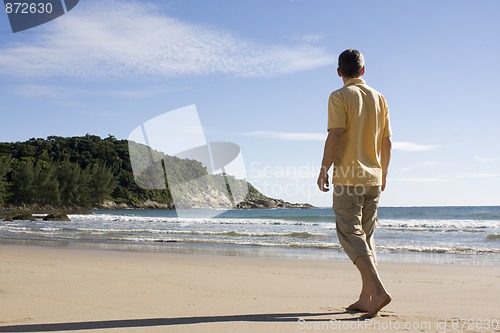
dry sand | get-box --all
[0,243,499,333]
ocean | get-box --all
[1,206,500,265]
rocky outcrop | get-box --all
[100,200,174,209]
[96,197,313,210]
[1,185,313,213]
[0,209,90,222]
[236,198,313,209]
[10,213,36,221]
[170,188,233,209]
[43,213,71,221]
[96,184,315,210]
[100,201,134,209]
[2,212,71,221]
[133,200,174,209]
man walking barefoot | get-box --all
[317,49,392,318]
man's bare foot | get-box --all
[364,292,392,318]
[346,299,370,312]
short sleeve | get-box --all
[327,92,346,130]
[381,96,392,138]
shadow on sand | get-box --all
[0,311,368,332]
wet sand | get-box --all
[0,244,499,332]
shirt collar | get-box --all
[343,78,366,87]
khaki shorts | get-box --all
[332,185,381,264]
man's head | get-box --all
[337,49,365,79]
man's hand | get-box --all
[317,128,343,193]
[317,168,330,192]
[382,173,387,192]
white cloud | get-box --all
[392,141,441,152]
[291,34,324,43]
[243,132,441,154]
[10,83,181,100]
[88,86,182,98]
[400,161,438,173]
[11,84,66,98]
[474,156,497,163]
[454,173,500,178]
[243,131,325,141]
[413,161,438,167]
[0,0,335,78]
[392,177,448,182]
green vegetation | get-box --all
[0,135,269,209]
[1,135,171,208]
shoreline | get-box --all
[1,238,499,266]
[0,242,499,333]
[2,206,499,267]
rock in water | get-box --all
[12,213,36,221]
[43,213,71,222]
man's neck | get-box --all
[342,76,363,83]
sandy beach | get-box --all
[0,243,498,333]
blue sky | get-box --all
[1,0,499,207]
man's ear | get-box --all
[337,67,342,77]
[360,66,365,76]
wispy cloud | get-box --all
[85,85,184,98]
[392,177,448,182]
[392,141,441,152]
[9,83,182,101]
[243,132,441,153]
[413,161,438,167]
[0,0,335,78]
[454,173,500,178]
[243,131,325,142]
[474,156,497,163]
[10,84,67,99]
[400,161,438,172]
[395,173,500,182]
[291,34,324,43]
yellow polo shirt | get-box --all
[328,78,392,186]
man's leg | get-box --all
[355,186,391,317]
[336,185,389,314]
[348,185,383,312]
[354,255,392,318]
[333,185,373,312]
[361,186,381,264]
[346,266,371,312]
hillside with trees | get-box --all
[0,135,311,210]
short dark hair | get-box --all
[338,49,364,77]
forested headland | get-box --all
[0,135,311,210]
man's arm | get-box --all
[381,136,392,191]
[317,127,344,192]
